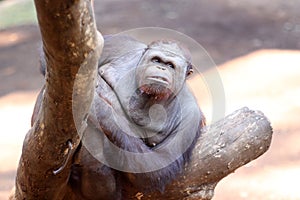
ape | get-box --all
[34,35,205,199]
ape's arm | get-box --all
[87,77,205,192]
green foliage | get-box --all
[0,0,37,29]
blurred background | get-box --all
[0,0,300,199]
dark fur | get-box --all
[35,35,205,199]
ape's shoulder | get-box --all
[99,35,147,66]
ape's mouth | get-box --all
[147,76,169,85]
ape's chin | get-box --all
[139,84,173,102]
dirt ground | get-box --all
[0,0,300,199]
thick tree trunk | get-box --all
[12,0,102,199]
[11,0,273,199]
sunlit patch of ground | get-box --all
[0,91,37,199]
[219,49,300,128]
[0,50,299,199]
[0,30,30,47]
[215,163,300,200]
[212,49,300,200]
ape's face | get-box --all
[135,41,193,101]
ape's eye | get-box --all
[187,69,193,76]
[186,64,194,76]
[166,62,175,69]
[151,57,161,63]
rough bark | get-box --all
[12,0,102,199]
[124,107,272,200]
[11,0,273,199]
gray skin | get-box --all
[33,35,205,199]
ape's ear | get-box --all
[186,63,194,77]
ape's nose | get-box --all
[156,66,166,70]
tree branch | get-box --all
[13,0,102,199]
[124,107,273,199]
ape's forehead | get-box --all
[148,40,192,62]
